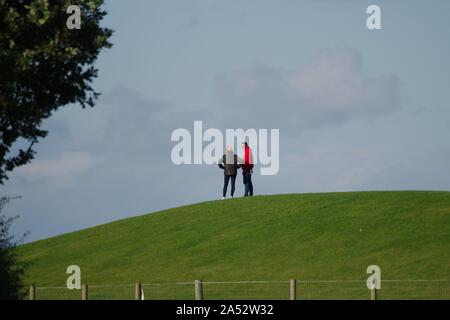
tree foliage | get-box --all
[0,0,112,184]
[0,197,28,300]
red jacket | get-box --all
[242,146,254,171]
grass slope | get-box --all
[17,191,450,299]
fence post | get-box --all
[82,284,88,300]
[135,282,142,300]
[290,279,297,300]
[195,280,203,300]
[370,287,377,300]
[29,284,36,300]
[370,277,378,300]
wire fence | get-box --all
[29,280,450,300]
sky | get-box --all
[3,0,450,242]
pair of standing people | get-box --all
[218,142,254,199]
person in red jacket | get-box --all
[241,141,254,196]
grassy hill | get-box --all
[17,191,450,300]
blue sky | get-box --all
[3,0,450,242]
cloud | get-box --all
[178,16,199,30]
[14,151,99,185]
[214,48,402,131]
[282,144,390,191]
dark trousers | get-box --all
[243,170,253,196]
[223,175,236,197]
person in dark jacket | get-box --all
[218,146,242,199]
[241,142,254,196]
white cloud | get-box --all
[215,48,402,130]
[14,151,99,185]
[287,49,365,108]
[283,144,392,191]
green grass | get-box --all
[17,191,450,299]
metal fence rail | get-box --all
[27,279,450,300]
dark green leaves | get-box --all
[0,0,113,184]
